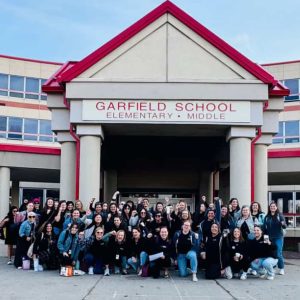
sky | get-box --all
[0,0,299,64]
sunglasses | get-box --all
[28,216,36,219]
[96,231,104,234]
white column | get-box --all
[79,136,101,207]
[230,137,251,207]
[254,144,268,213]
[60,142,76,202]
[0,167,10,218]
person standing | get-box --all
[263,202,287,275]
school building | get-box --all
[0,1,299,237]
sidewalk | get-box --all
[0,257,299,300]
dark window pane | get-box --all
[24,135,37,141]
[272,138,283,144]
[10,75,24,91]
[9,91,23,98]
[39,136,53,142]
[284,79,299,101]
[8,133,22,139]
[275,122,283,137]
[39,120,52,135]
[8,117,22,133]
[0,74,8,89]
[26,77,39,93]
[0,116,7,131]
[24,119,38,134]
[285,121,299,136]
[270,192,293,214]
[25,93,39,100]
[296,192,300,214]
[0,90,8,96]
[285,138,299,143]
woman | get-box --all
[121,204,132,228]
[65,201,74,218]
[263,202,286,275]
[149,227,173,278]
[14,211,37,269]
[173,220,199,282]
[248,225,278,280]
[236,205,257,240]
[81,226,114,275]
[52,201,67,236]
[0,206,19,264]
[108,230,129,274]
[201,223,232,280]
[84,214,104,239]
[38,198,56,231]
[129,208,151,238]
[75,200,86,217]
[106,203,120,225]
[63,209,85,231]
[32,223,59,271]
[228,228,249,280]
[229,198,241,222]
[220,205,235,233]
[192,202,207,232]
[57,223,84,275]
[251,202,265,226]
[127,228,149,275]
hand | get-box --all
[107,213,111,221]
[86,210,92,216]
[174,260,178,266]
[26,237,31,242]
[201,195,206,202]
[132,257,137,263]
[161,255,165,260]
[111,230,117,236]
[63,252,69,257]
[147,233,153,238]
[79,232,85,239]
[234,256,239,262]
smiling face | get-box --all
[94,214,102,224]
[254,226,262,239]
[211,223,219,235]
[251,203,259,213]
[233,228,241,240]
[116,231,125,242]
[47,198,54,208]
[46,223,52,232]
[242,206,250,218]
[221,206,228,217]
[132,229,140,239]
[231,199,238,210]
[72,210,80,219]
[160,227,168,240]
[270,203,277,214]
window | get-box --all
[39,120,53,141]
[269,191,300,228]
[284,79,299,101]
[9,75,24,98]
[40,79,47,101]
[25,77,39,100]
[8,117,23,139]
[272,120,300,144]
[0,116,7,138]
[24,119,38,141]
[0,73,8,96]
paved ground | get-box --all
[0,257,299,300]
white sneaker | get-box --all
[247,268,257,276]
[7,260,12,265]
[267,275,274,280]
[224,266,233,279]
[38,265,44,272]
[278,269,285,275]
[88,267,94,275]
[73,270,85,276]
[104,268,110,276]
[137,269,142,276]
[259,270,267,279]
[240,272,247,280]
[192,273,198,282]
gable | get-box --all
[76,14,258,83]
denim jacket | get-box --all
[57,230,81,261]
[19,220,35,238]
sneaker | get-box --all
[233,273,240,279]
[137,269,142,276]
[267,275,274,280]
[259,270,267,279]
[17,266,22,270]
[121,269,128,275]
[115,267,120,274]
[73,270,85,276]
[7,260,12,265]
[247,268,257,276]
[192,273,198,282]
[240,272,247,280]
[278,269,285,275]
[224,266,233,279]
[104,268,110,276]
[38,265,44,272]
[88,267,94,275]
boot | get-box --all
[33,258,39,272]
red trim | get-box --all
[0,144,60,155]
[0,100,49,111]
[57,1,278,86]
[284,105,300,112]
[0,54,62,66]
[268,148,300,158]
[261,60,300,67]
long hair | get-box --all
[267,201,280,217]
[250,202,262,215]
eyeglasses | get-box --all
[28,216,36,219]
[96,231,104,234]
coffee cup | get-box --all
[264,235,269,243]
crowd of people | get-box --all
[0,195,287,281]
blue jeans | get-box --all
[271,237,284,269]
[251,257,278,277]
[84,253,104,274]
[177,250,198,277]
[127,251,148,271]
